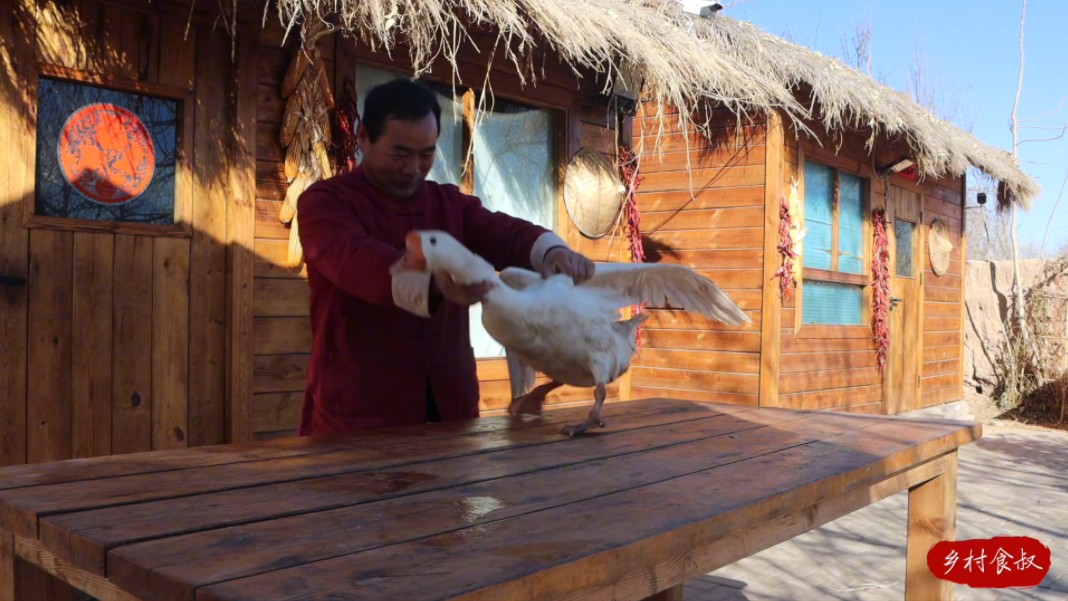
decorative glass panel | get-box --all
[802,160,834,269]
[469,97,556,358]
[355,64,463,186]
[802,280,864,325]
[838,173,865,274]
[895,219,916,277]
[35,77,179,224]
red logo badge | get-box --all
[58,103,155,204]
[928,537,1052,588]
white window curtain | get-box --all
[469,99,556,358]
[354,64,463,186]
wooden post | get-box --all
[906,452,958,600]
[759,110,785,407]
[641,584,683,601]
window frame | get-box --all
[27,64,194,238]
[795,144,873,336]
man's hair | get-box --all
[361,79,441,142]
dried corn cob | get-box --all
[281,49,313,98]
[279,170,309,225]
[312,140,332,178]
[287,215,303,268]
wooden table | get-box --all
[0,398,979,601]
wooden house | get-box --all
[625,18,1037,417]
[0,0,1037,465]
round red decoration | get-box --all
[58,103,155,204]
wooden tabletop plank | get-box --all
[0,407,573,493]
[44,403,780,576]
[0,400,739,538]
[0,400,699,493]
[106,411,878,601]
[0,437,352,493]
[196,419,979,601]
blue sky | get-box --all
[683,1,1068,256]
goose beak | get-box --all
[402,231,427,270]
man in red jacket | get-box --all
[296,79,594,436]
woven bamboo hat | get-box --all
[929,219,953,276]
[563,148,626,239]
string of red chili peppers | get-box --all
[774,193,797,300]
[619,143,646,352]
[871,207,891,372]
[330,79,360,175]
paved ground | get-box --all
[681,412,1068,601]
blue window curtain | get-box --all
[838,173,865,274]
[802,280,864,325]
[802,160,834,270]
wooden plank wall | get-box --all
[528,99,966,415]
[921,176,966,408]
[250,20,619,438]
[627,104,767,405]
[0,0,256,466]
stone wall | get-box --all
[964,258,1068,402]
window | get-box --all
[894,219,915,277]
[801,159,868,326]
[356,64,558,358]
[31,70,192,236]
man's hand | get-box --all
[540,246,595,283]
[431,271,493,307]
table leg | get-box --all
[906,451,958,601]
[641,584,683,601]
[1,532,13,601]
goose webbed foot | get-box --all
[561,382,608,436]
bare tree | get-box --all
[1008,0,1030,347]
[905,38,976,129]
[838,15,873,76]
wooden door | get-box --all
[886,186,924,414]
[0,0,257,466]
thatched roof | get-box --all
[270,0,1039,207]
[695,15,1040,209]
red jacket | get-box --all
[295,167,560,436]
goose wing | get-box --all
[582,263,751,325]
[505,348,538,399]
[499,267,544,291]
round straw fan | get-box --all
[563,149,626,239]
[929,219,953,276]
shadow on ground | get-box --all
[683,422,1068,601]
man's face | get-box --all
[358,113,438,199]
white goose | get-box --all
[400,230,751,435]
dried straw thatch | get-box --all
[695,16,1040,209]
[268,0,1039,207]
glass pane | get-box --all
[803,160,834,269]
[354,63,463,186]
[895,219,916,277]
[838,173,865,274]
[802,280,864,325]
[35,77,179,224]
[469,98,556,358]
